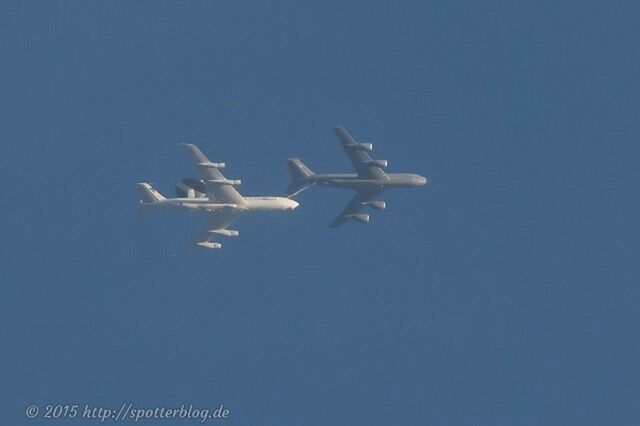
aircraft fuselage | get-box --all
[304,172,428,190]
[145,196,298,212]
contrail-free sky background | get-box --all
[2,1,639,425]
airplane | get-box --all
[286,126,429,228]
[137,144,299,250]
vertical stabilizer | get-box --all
[286,159,315,196]
[136,183,166,203]
[136,183,165,217]
[287,158,314,179]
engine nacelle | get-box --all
[208,229,239,237]
[372,159,387,168]
[207,179,242,186]
[196,242,222,249]
[176,178,207,198]
[363,200,386,210]
[356,142,373,151]
[347,213,370,223]
[197,161,226,169]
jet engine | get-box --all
[356,142,373,151]
[176,178,206,198]
[197,161,225,168]
[363,200,386,210]
[207,179,242,186]
[373,159,387,168]
[347,213,370,223]
[196,242,222,249]
[208,229,239,237]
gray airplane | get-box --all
[287,126,429,228]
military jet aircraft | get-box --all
[137,144,299,250]
[286,126,429,228]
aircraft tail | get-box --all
[136,183,165,217]
[288,158,314,179]
[286,159,314,196]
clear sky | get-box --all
[2,1,639,425]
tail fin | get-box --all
[136,183,165,217]
[137,183,166,203]
[287,158,314,179]
[286,159,314,196]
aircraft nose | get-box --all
[289,200,300,209]
[422,177,429,185]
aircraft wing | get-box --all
[191,209,244,249]
[180,144,247,206]
[329,189,383,228]
[333,126,389,180]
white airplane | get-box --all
[137,144,299,250]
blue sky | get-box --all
[1,1,639,425]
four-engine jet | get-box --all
[286,126,429,227]
[137,144,298,250]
